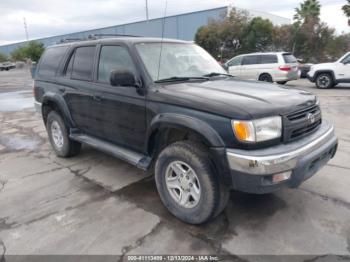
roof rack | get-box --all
[87,34,141,39]
[58,38,86,43]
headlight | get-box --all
[232,116,282,143]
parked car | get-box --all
[297,61,313,79]
[225,52,299,84]
[34,37,338,224]
[307,52,350,89]
[0,61,16,71]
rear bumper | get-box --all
[225,121,337,194]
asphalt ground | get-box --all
[0,68,349,261]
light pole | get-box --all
[145,0,149,21]
[23,17,29,41]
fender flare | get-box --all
[42,92,74,127]
[147,113,225,152]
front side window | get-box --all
[135,42,226,81]
[71,46,95,81]
[228,56,242,66]
[38,46,68,76]
[98,46,136,83]
[242,56,258,65]
[341,54,350,64]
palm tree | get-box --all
[294,0,321,24]
[343,0,350,26]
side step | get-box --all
[69,133,151,170]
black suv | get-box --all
[34,37,338,224]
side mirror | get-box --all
[110,70,139,87]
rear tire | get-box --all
[155,141,225,224]
[259,74,273,83]
[46,111,81,158]
[316,73,334,89]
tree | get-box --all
[242,17,274,52]
[343,0,350,26]
[10,41,45,62]
[195,8,250,60]
[0,52,8,62]
[294,0,321,25]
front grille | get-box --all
[283,104,322,142]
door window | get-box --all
[341,54,350,64]
[228,56,242,66]
[98,46,136,83]
[242,56,258,65]
[71,46,96,81]
[260,55,278,64]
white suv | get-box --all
[307,52,350,89]
[225,52,299,84]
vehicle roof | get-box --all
[236,52,291,57]
[49,37,192,49]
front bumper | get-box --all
[226,121,337,194]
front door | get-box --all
[227,56,242,77]
[92,45,146,152]
[337,54,350,81]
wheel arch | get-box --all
[42,93,74,127]
[146,113,225,157]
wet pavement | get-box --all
[0,68,350,260]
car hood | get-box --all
[149,78,317,119]
[312,62,335,69]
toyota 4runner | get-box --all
[34,37,338,224]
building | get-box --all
[0,6,290,55]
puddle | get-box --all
[0,134,41,151]
[0,91,34,112]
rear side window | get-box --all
[283,53,297,63]
[242,56,258,65]
[71,46,96,81]
[37,46,68,77]
[98,46,136,83]
[260,55,278,64]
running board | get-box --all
[69,133,151,170]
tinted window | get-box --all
[260,55,278,64]
[228,56,242,66]
[283,53,297,63]
[71,46,95,81]
[38,46,68,76]
[341,54,350,64]
[242,56,258,65]
[98,46,136,83]
[64,52,75,78]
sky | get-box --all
[0,0,349,46]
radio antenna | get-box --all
[156,0,168,80]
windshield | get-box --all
[135,42,226,81]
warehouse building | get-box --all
[0,6,290,55]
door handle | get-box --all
[58,87,65,93]
[93,95,102,101]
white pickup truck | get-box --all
[307,52,350,89]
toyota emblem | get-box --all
[307,113,315,124]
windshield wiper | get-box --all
[203,72,234,78]
[155,76,209,83]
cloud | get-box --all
[0,0,348,45]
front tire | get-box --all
[316,73,334,89]
[155,141,227,224]
[46,111,81,157]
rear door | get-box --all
[60,45,101,136]
[240,55,259,80]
